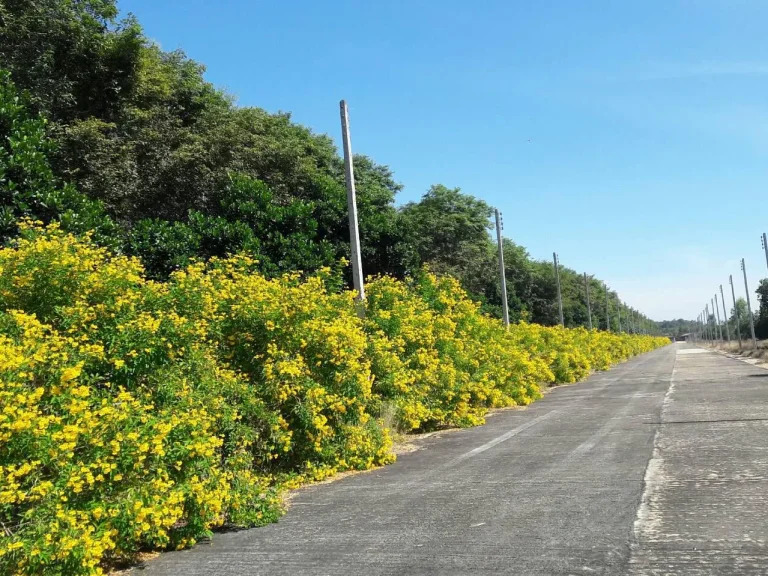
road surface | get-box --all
[137,343,768,575]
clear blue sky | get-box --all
[121,0,768,321]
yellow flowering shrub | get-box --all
[0,223,668,574]
[365,274,552,430]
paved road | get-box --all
[137,343,768,575]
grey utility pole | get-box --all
[495,209,509,329]
[711,297,719,342]
[584,273,592,330]
[730,274,742,349]
[617,297,622,332]
[705,304,710,342]
[762,233,768,270]
[719,285,730,343]
[714,294,723,342]
[741,258,758,350]
[705,310,710,341]
[340,100,365,302]
[605,284,610,331]
[553,253,564,327]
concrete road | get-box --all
[137,343,768,575]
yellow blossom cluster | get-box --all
[0,223,667,574]
[364,274,667,430]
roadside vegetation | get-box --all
[0,2,670,573]
[0,223,668,574]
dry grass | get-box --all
[702,340,768,363]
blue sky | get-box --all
[121,0,768,321]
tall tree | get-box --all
[399,184,497,305]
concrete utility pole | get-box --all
[720,285,730,343]
[584,273,592,330]
[762,233,768,270]
[495,209,509,329]
[553,253,564,327]
[741,258,758,350]
[705,310,710,341]
[339,100,365,302]
[605,284,610,331]
[705,304,710,342]
[714,294,723,342]
[617,297,622,332]
[730,274,742,349]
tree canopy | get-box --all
[0,0,661,330]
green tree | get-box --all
[0,0,143,123]
[0,71,114,244]
[754,279,768,339]
[729,297,751,341]
[0,0,658,330]
[1,0,412,281]
[399,184,497,306]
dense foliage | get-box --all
[755,280,768,339]
[0,0,660,329]
[0,224,668,574]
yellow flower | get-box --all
[60,365,82,383]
